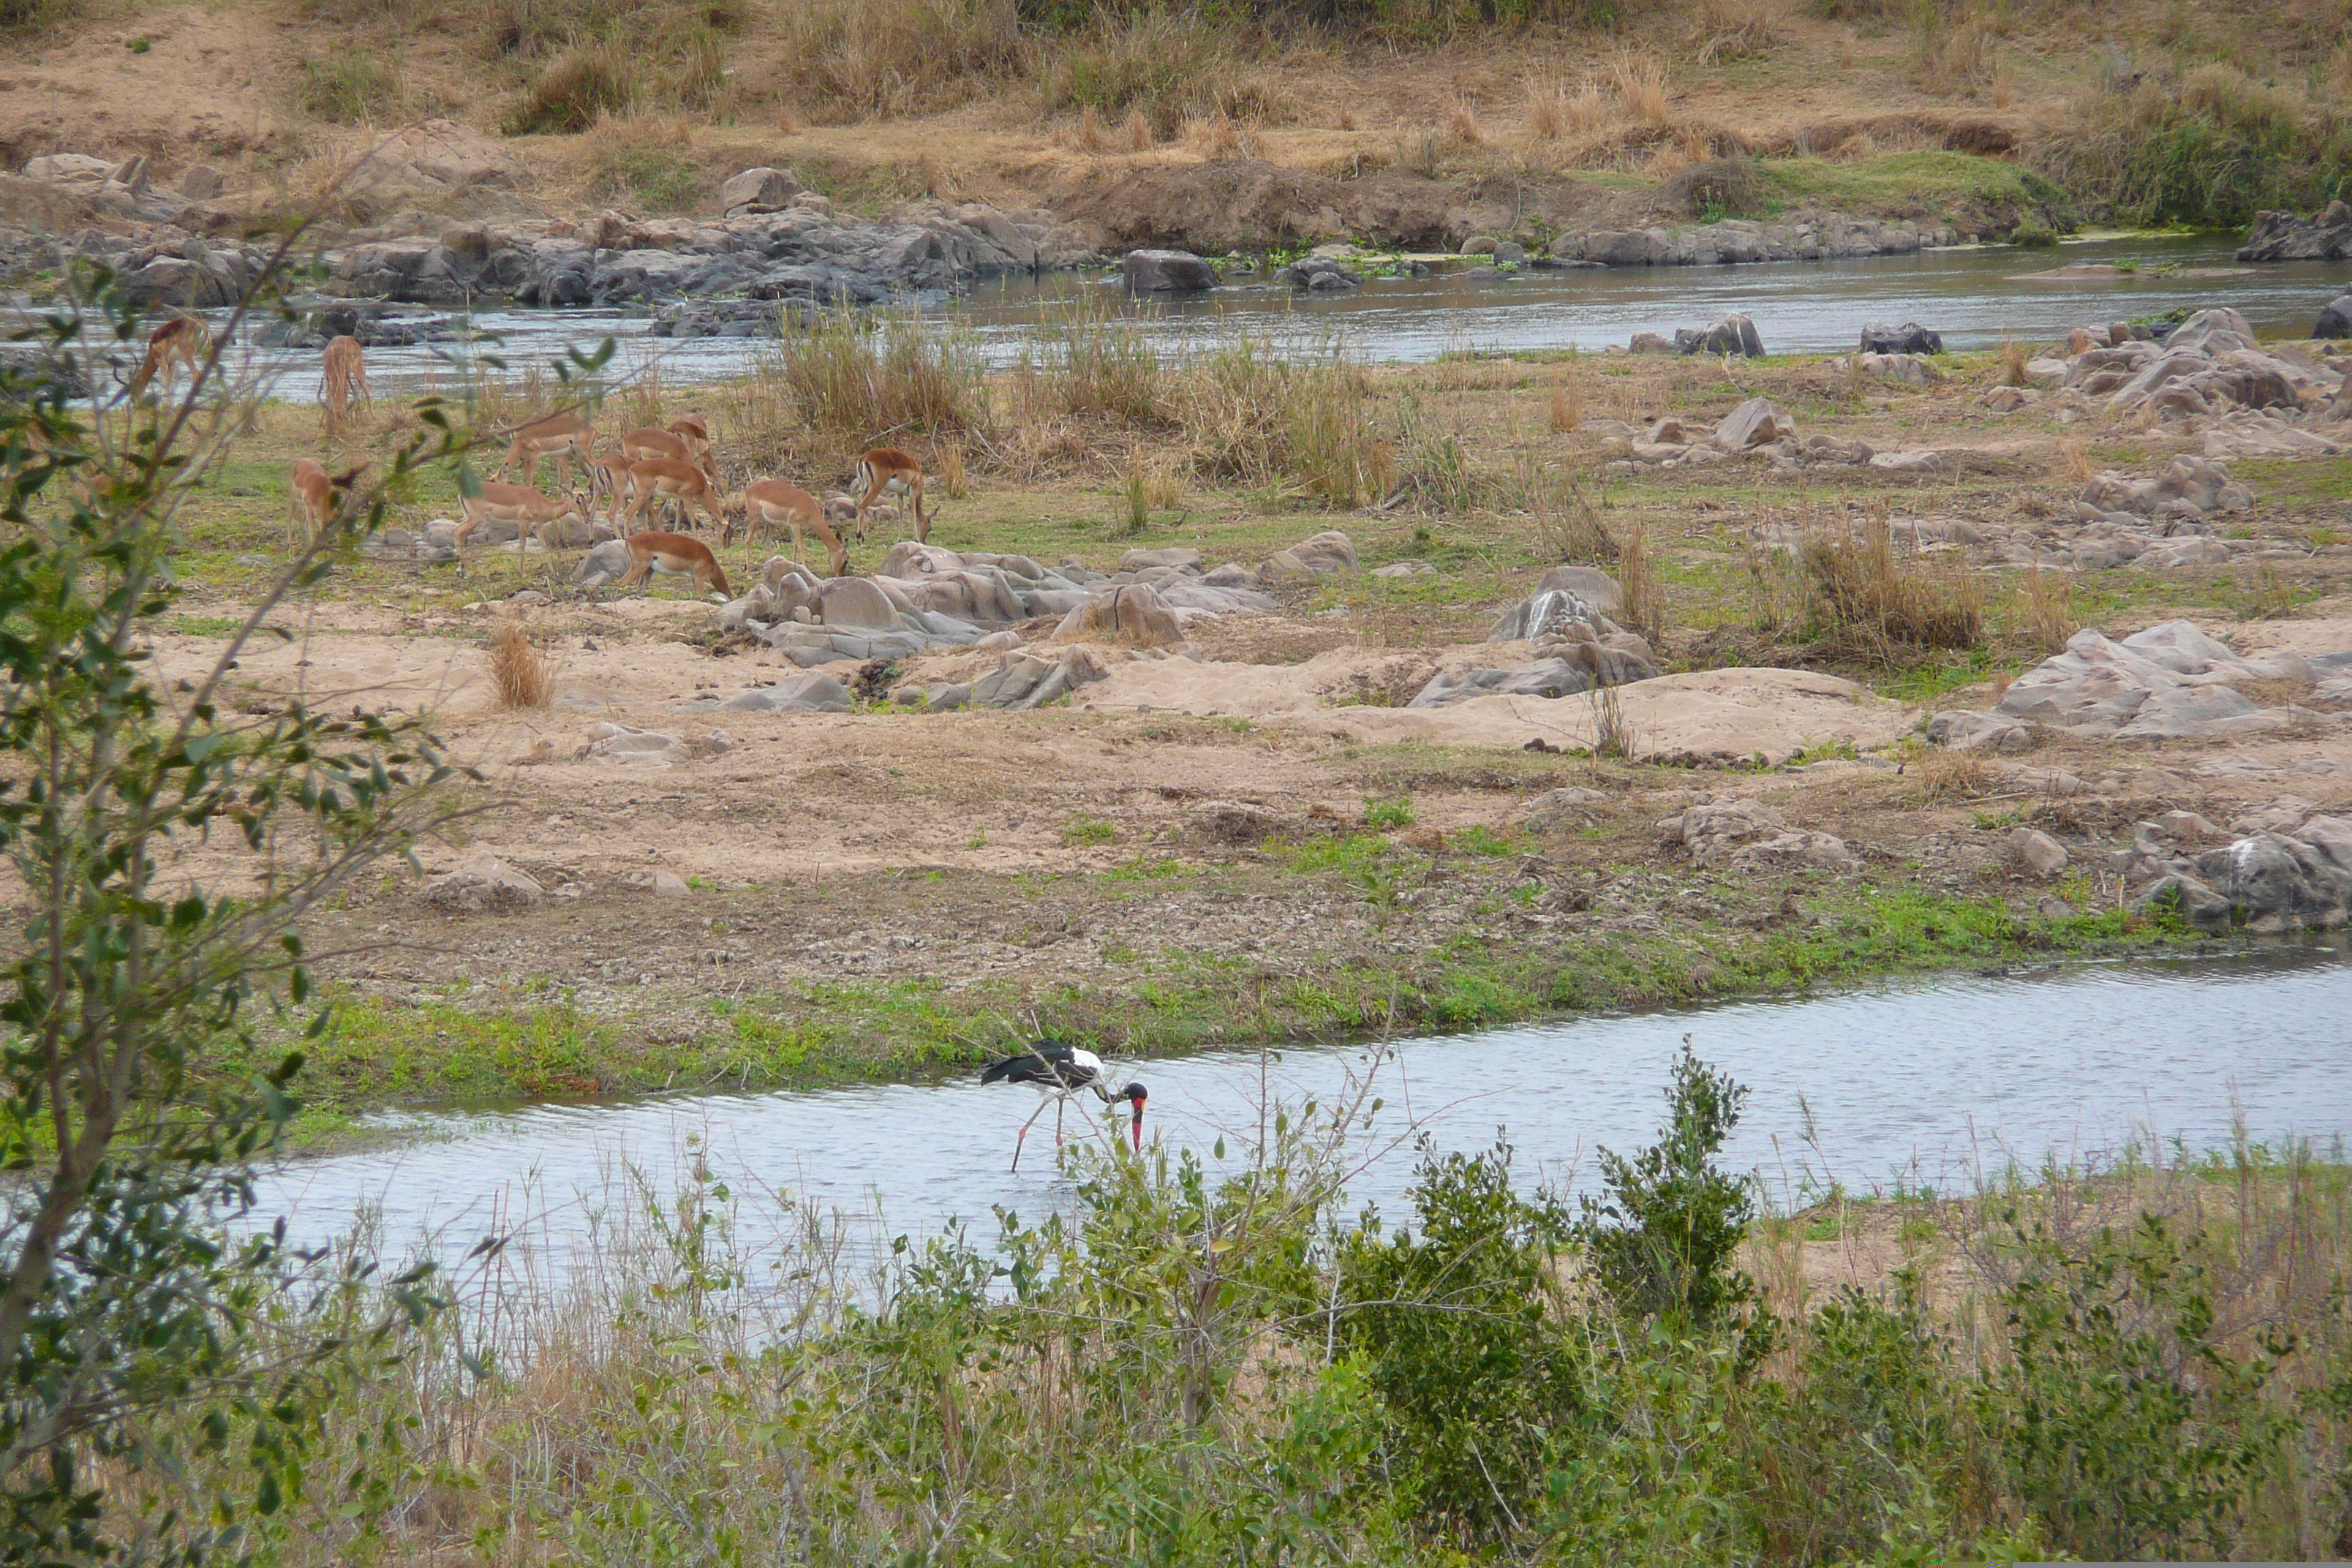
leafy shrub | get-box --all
[1362,795,1414,829]
[1337,1139,1578,1538]
[1576,1042,1762,1330]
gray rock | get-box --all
[2143,821,2352,932]
[1409,660,1594,708]
[1994,620,2316,739]
[421,850,543,913]
[1629,331,1676,354]
[1678,312,1765,358]
[723,673,853,712]
[652,870,692,897]
[1123,249,1216,291]
[1860,321,1943,355]
[573,539,631,585]
[1490,577,1613,643]
[720,166,802,214]
[1491,241,1526,266]
[178,163,225,200]
[2236,207,2352,263]
[1924,709,2034,753]
[2319,295,2352,341]
[1714,396,1793,451]
[2010,827,2068,875]
[1275,255,1363,289]
[1262,530,1358,580]
[816,577,900,630]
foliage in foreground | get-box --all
[129,1047,2352,1567]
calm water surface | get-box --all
[227,233,2351,404]
[257,949,2352,1293]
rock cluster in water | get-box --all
[1550,214,1962,268]
[2235,202,2352,263]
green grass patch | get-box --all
[1756,151,2062,216]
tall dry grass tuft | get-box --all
[774,310,992,469]
[1801,518,1984,663]
[1447,101,1484,146]
[1909,739,1992,802]
[1690,0,1781,64]
[503,39,639,133]
[1588,676,1640,761]
[1012,290,1171,427]
[1549,380,1581,432]
[2059,437,2092,483]
[1071,104,1110,153]
[1610,52,1672,126]
[1529,464,1614,564]
[1998,336,2030,387]
[1120,107,1154,151]
[774,0,1029,121]
[488,620,554,709]
[2019,566,2077,654]
[1615,523,1666,645]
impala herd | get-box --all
[272,332,935,599]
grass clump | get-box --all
[766,309,992,470]
[1060,816,1119,847]
[487,620,554,709]
[503,39,639,133]
[590,142,701,208]
[1798,518,1984,663]
[1363,795,1415,829]
[774,0,1030,120]
[300,48,406,123]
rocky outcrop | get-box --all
[2041,309,2348,459]
[1274,255,1363,290]
[1414,574,1656,707]
[2134,817,2352,933]
[318,197,1095,309]
[1972,622,2322,741]
[2236,203,2352,263]
[2319,295,2352,341]
[900,647,1112,712]
[1262,530,1357,580]
[1551,214,1957,269]
[1656,799,1851,870]
[1713,396,1790,450]
[1051,584,1188,649]
[421,850,543,913]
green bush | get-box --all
[1576,1043,1763,1330]
[1337,1139,1578,1539]
[1362,795,1414,829]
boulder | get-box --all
[573,538,630,587]
[722,672,853,712]
[2319,295,2352,342]
[1923,709,2033,753]
[1409,660,1594,707]
[2010,828,2068,876]
[1629,331,1676,354]
[2136,819,2352,933]
[1052,584,1187,649]
[905,647,1109,711]
[421,850,543,913]
[1714,396,1793,451]
[652,870,692,897]
[1123,249,1217,291]
[2236,206,2352,263]
[1860,322,1943,355]
[1262,529,1357,580]
[1277,255,1363,289]
[1993,620,2315,739]
[1677,312,1765,358]
[1858,352,1940,386]
[816,576,900,630]
[337,118,509,216]
[1658,800,1789,868]
[1489,576,1615,642]
[22,153,115,185]
[178,163,225,200]
[720,166,803,214]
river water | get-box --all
[235,233,2350,405]
[256,948,2352,1294]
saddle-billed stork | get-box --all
[980,1040,1147,1172]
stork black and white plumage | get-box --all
[980,1040,1147,1172]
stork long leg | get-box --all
[1055,1096,1067,1147]
[1011,1095,1055,1174]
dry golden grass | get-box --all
[2059,437,2092,483]
[1183,113,1255,161]
[1120,108,1154,151]
[1447,101,1483,146]
[1548,382,1581,433]
[2019,567,2077,654]
[1997,337,2029,387]
[1068,104,1110,153]
[487,620,554,710]
[1615,523,1665,644]
[1690,0,1781,65]
[1610,51,1672,126]
[1907,740,1993,802]
[1801,518,1984,661]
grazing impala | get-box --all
[618,424,717,478]
[617,530,732,598]
[586,451,639,524]
[727,478,845,574]
[623,456,726,534]
[320,336,370,431]
[852,447,931,542]
[289,458,365,538]
[127,315,209,399]
[668,413,712,461]
[455,481,595,553]
[495,412,598,491]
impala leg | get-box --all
[1011,1096,1054,1174]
